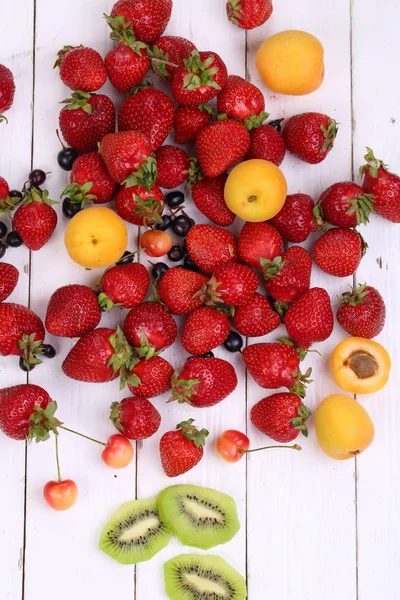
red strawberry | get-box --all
[186,224,238,274]
[174,104,213,144]
[45,285,101,338]
[13,188,58,251]
[115,184,164,226]
[242,342,311,396]
[0,175,10,198]
[283,113,338,164]
[62,152,117,207]
[191,174,236,227]
[123,302,177,357]
[155,145,190,189]
[337,283,386,339]
[313,228,366,277]
[54,45,107,92]
[111,0,172,43]
[0,384,55,441]
[238,221,283,270]
[360,148,400,223]
[100,131,155,187]
[110,396,161,440]
[0,64,15,122]
[247,123,286,166]
[0,263,19,302]
[217,75,268,129]
[98,263,150,310]
[0,303,45,369]
[284,287,334,349]
[269,193,319,243]
[118,87,175,152]
[152,36,197,78]
[201,263,259,307]
[233,292,280,337]
[160,419,208,477]
[62,327,134,385]
[251,393,311,443]
[170,357,238,407]
[127,355,174,397]
[227,0,273,29]
[59,91,115,154]
[172,50,228,105]
[196,119,250,178]
[317,181,374,227]
[158,267,208,315]
[262,246,312,303]
[181,306,230,355]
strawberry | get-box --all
[62,152,117,207]
[269,193,319,243]
[250,393,311,443]
[242,342,311,396]
[217,75,268,129]
[98,262,150,310]
[110,396,161,440]
[283,287,334,349]
[247,123,286,166]
[337,283,386,339]
[317,181,374,227]
[360,148,400,222]
[158,267,208,315]
[115,184,164,226]
[59,91,115,154]
[159,419,208,477]
[181,306,230,355]
[118,87,175,152]
[201,263,259,307]
[127,355,174,397]
[170,357,238,407]
[186,224,238,274]
[227,0,273,29]
[313,228,366,277]
[111,0,172,44]
[151,36,197,78]
[155,145,190,189]
[0,175,10,198]
[62,327,134,385]
[233,292,280,337]
[262,246,312,303]
[0,263,19,302]
[100,131,155,187]
[0,64,15,122]
[283,113,338,164]
[0,303,45,369]
[45,284,101,338]
[172,50,228,105]
[54,45,107,92]
[196,119,250,178]
[192,174,236,227]
[13,188,58,251]
[0,384,56,441]
[174,104,213,144]
[123,301,177,358]
[238,221,283,270]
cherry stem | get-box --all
[239,444,302,455]
[59,425,106,447]
[55,433,62,482]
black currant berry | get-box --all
[171,215,193,237]
[151,262,169,279]
[156,215,172,231]
[9,190,23,199]
[41,344,56,359]
[62,198,82,219]
[166,190,185,208]
[0,242,6,259]
[0,222,7,238]
[29,169,46,187]
[224,331,244,353]
[7,231,23,248]
[189,351,214,360]
[268,118,284,133]
[117,251,134,265]
[168,245,184,262]
[183,255,200,272]
[57,147,79,171]
[19,357,35,372]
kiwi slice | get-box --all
[99,497,171,564]
[157,484,240,550]
[164,554,247,600]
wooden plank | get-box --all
[246,2,357,598]
[352,0,400,596]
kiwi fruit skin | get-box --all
[157,484,240,550]
[164,553,247,600]
[99,497,171,564]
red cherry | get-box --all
[101,434,134,469]
[215,430,250,463]
[43,479,78,511]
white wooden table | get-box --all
[1,0,400,598]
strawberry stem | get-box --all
[240,444,302,454]
[59,425,106,447]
